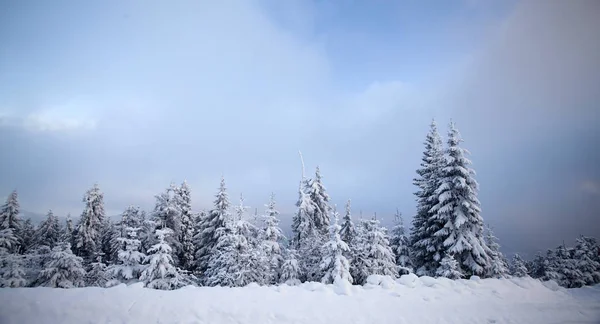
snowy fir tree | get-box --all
[261,193,285,284]
[152,186,182,263]
[389,209,412,275]
[410,119,445,277]
[573,236,600,285]
[0,190,21,253]
[195,177,231,277]
[364,218,398,278]
[280,249,301,285]
[19,218,36,254]
[140,228,186,290]
[203,220,239,287]
[350,219,372,285]
[484,224,509,278]
[510,254,529,277]
[528,252,547,279]
[436,253,463,279]
[61,214,74,247]
[139,211,155,254]
[0,228,26,287]
[339,199,356,247]
[74,183,106,262]
[107,225,146,282]
[36,243,86,288]
[100,219,121,264]
[308,166,332,236]
[85,253,110,287]
[36,210,61,249]
[320,208,353,285]
[431,121,491,277]
[232,196,266,286]
[550,244,584,288]
[175,181,195,271]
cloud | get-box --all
[580,180,600,196]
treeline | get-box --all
[0,120,598,290]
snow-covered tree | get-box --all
[364,218,398,278]
[36,210,61,249]
[107,224,145,282]
[203,220,239,287]
[350,219,372,285]
[85,253,110,287]
[175,181,195,271]
[280,249,301,285]
[411,120,445,276]
[37,243,86,288]
[100,219,121,264]
[431,122,491,277]
[261,193,285,284]
[74,183,106,262]
[308,166,331,236]
[140,228,186,290]
[528,252,547,279]
[61,214,74,247]
[152,186,181,263]
[510,254,528,277]
[573,236,600,285]
[291,179,315,251]
[389,209,412,275]
[19,218,36,254]
[0,228,26,287]
[195,177,231,277]
[139,211,155,254]
[320,208,353,285]
[0,190,22,252]
[339,199,356,247]
[484,224,509,278]
[436,253,463,279]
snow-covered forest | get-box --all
[1,121,598,290]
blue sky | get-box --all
[1,0,599,257]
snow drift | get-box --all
[1,275,599,324]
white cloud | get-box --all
[23,112,96,132]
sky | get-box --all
[1,0,599,257]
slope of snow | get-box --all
[1,275,599,324]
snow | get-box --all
[2,276,599,324]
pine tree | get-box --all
[436,253,463,279]
[308,167,331,236]
[261,193,285,284]
[339,199,356,246]
[280,249,301,285]
[36,210,61,249]
[431,121,491,277]
[556,244,584,288]
[389,209,412,275]
[195,177,231,278]
[203,220,239,287]
[74,183,106,262]
[100,219,121,264]
[484,224,509,278]
[0,190,22,253]
[573,236,600,285]
[139,211,155,254]
[107,224,145,282]
[85,253,110,287]
[510,254,528,277]
[364,218,398,278]
[61,214,74,247]
[350,219,372,285]
[152,186,182,263]
[37,243,86,288]
[175,181,195,271]
[19,218,36,254]
[0,228,26,287]
[140,228,186,290]
[528,252,547,279]
[320,208,353,285]
[233,201,266,286]
[291,179,315,250]
[411,120,445,276]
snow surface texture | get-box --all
[1,275,599,324]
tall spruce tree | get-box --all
[510,254,529,277]
[308,167,331,236]
[19,218,36,254]
[320,208,353,285]
[364,218,398,278]
[431,121,491,277]
[195,177,231,278]
[37,243,86,288]
[410,120,445,276]
[153,186,181,263]
[484,224,509,278]
[140,228,186,290]
[389,209,412,275]
[0,190,22,253]
[261,193,285,284]
[36,210,61,249]
[175,181,195,271]
[573,236,600,285]
[339,199,356,247]
[350,219,372,285]
[74,183,106,262]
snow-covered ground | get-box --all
[1,275,599,324]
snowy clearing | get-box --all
[1,275,599,324]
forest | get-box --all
[0,121,598,290]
